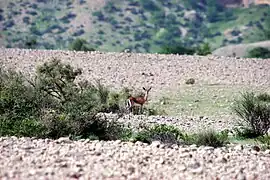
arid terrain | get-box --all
[0,48,270,179]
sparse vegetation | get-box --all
[191,129,229,148]
[132,124,228,147]
[247,47,270,59]
[0,61,230,148]
[132,124,185,144]
[159,44,195,55]
[232,92,270,137]
[69,38,96,52]
[256,135,270,150]
[257,92,270,102]
[196,43,212,56]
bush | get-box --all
[0,59,129,140]
[233,127,259,139]
[159,45,195,55]
[132,124,227,147]
[191,129,228,148]
[256,135,270,150]
[233,92,270,136]
[247,47,270,59]
[69,38,95,52]
[0,67,50,137]
[257,92,270,102]
[133,124,184,144]
[196,43,212,56]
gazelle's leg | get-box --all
[126,99,132,114]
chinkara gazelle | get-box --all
[126,87,152,114]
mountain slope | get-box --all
[0,0,269,53]
[212,40,270,57]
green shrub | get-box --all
[191,129,228,148]
[0,67,50,137]
[233,127,259,139]
[0,117,46,138]
[132,124,227,147]
[35,58,83,104]
[196,43,212,56]
[247,47,270,59]
[256,135,270,150]
[159,45,195,55]
[232,92,270,136]
[0,59,129,140]
[256,92,270,102]
[69,38,95,52]
[133,124,184,144]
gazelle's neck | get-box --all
[144,92,149,101]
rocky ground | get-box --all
[100,113,238,134]
[1,48,269,98]
[0,48,270,179]
[0,137,270,180]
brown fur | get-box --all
[127,87,152,113]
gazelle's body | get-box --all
[126,87,151,113]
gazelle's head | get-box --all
[143,87,152,93]
[143,87,152,100]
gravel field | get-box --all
[0,48,270,179]
[1,48,269,97]
[0,137,270,180]
[100,113,238,134]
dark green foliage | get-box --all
[25,37,37,49]
[191,129,228,148]
[35,58,82,104]
[205,0,225,22]
[0,117,46,138]
[0,67,50,137]
[159,44,195,55]
[196,43,212,56]
[233,127,259,139]
[256,135,270,150]
[0,59,129,140]
[133,124,184,144]
[132,124,228,147]
[69,38,95,52]
[232,92,270,136]
[257,92,270,102]
[92,11,105,21]
[262,15,270,40]
[247,47,270,59]
[140,0,160,12]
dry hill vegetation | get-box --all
[0,0,269,55]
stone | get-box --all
[151,141,161,148]
[234,145,244,151]
[55,137,71,144]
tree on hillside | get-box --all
[247,47,270,59]
[69,38,95,52]
[263,15,270,40]
[206,0,224,22]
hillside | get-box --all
[0,0,269,53]
[212,40,270,57]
